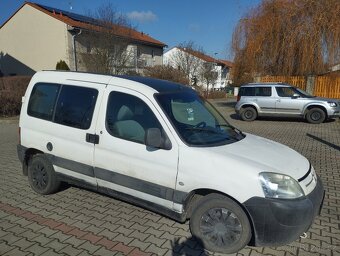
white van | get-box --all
[18,71,324,253]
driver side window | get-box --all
[106,92,163,144]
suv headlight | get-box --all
[328,102,337,107]
[259,172,304,199]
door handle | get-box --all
[86,133,99,144]
[276,99,281,102]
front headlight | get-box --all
[328,102,337,107]
[259,172,304,199]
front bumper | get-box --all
[243,176,324,246]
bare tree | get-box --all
[201,63,218,96]
[144,65,189,85]
[169,41,204,83]
[232,0,340,84]
[79,3,135,75]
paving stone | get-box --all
[12,238,36,250]
[128,239,151,251]
[0,241,14,254]
[25,243,49,255]
[78,241,101,254]
[3,247,32,256]
[45,239,69,252]
[60,244,84,256]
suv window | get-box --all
[54,85,98,129]
[27,83,60,120]
[255,87,271,96]
[275,87,296,97]
[106,92,162,144]
[239,86,271,97]
[239,87,255,96]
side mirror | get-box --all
[292,93,300,99]
[145,128,172,150]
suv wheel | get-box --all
[240,107,257,121]
[28,154,60,195]
[190,194,251,254]
[306,108,326,124]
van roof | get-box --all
[37,71,191,93]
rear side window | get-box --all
[239,87,255,96]
[27,83,98,129]
[54,85,98,129]
[239,86,272,97]
[255,87,272,96]
[27,83,60,121]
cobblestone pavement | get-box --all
[1,99,339,256]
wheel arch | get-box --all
[22,148,44,176]
[240,104,259,113]
[303,104,328,118]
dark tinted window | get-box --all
[255,87,271,96]
[239,87,255,96]
[54,85,98,129]
[276,87,295,97]
[106,92,162,144]
[28,83,60,120]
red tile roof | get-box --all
[1,2,166,47]
[177,47,233,67]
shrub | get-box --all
[56,60,70,70]
[207,91,227,99]
[144,65,189,85]
[0,76,31,117]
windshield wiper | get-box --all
[185,127,224,134]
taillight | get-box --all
[18,127,21,144]
[237,95,241,102]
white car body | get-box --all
[18,71,324,250]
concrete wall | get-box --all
[0,4,69,76]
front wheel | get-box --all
[306,108,326,124]
[189,194,251,254]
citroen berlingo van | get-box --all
[17,71,324,253]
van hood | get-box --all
[208,133,310,180]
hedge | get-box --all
[0,76,31,117]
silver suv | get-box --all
[235,83,340,124]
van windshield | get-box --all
[155,91,244,146]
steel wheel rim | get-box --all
[32,163,48,190]
[200,207,242,247]
[245,110,253,119]
[311,111,321,121]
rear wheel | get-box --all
[306,108,326,124]
[28,154,60,195]
[189,194,251,254]
[240,107,257,121]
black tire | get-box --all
[189,194,251,254]
[240,107,257,121]
[28,154,60,195]
[306,108,326,124]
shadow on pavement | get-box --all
[171,236,208,256]
[214,101,236,108]
[306,133,340,151]
[229,114,336,123]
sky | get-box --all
[0,0,261,61]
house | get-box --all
[0,2,166,76]
[163,47,233,90]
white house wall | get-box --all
[0,5,69,75]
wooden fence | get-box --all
[259,75,340,99]
[260,76,307,90]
